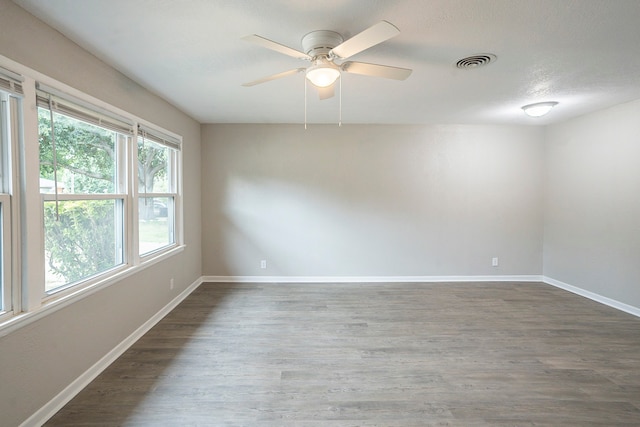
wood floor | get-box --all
[45,282,640,426]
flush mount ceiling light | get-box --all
[522,101,559,117]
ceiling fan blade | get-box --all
[242,68,306,87]
[342,61,412,80]
[330,21,400,59]
[242,34,311,60]
[317,84,335,100]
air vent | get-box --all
[456,54,497,69]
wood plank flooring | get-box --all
[45,282,640,426]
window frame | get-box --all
[0,93,10,318]
[136,132,181,259]
[37,90,133,295]
[0,88,21,322]
[40,195,128,295]
[0,58,184,334]
[0,194,11,320]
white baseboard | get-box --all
[21,277,204,427]
[543,276,640,318]
[202,275,543,283]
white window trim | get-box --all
[0,55,185,334]
[134,126,182,263]
[0,193,12,321]
[0,91,13,320]
[40,195,128,296]
[1,88,24,321]
[138,193,178,259]
[1,244,185,337]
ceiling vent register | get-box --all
[456,54,497,69]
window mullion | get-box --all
[129,127,140,265]
[21,77,46,310]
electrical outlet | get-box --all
[260,260,267,269]
[492,257,499,267]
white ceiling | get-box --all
[13,0,640,125]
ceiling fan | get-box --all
[242,21,412,100]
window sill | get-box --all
[0,244,186,338]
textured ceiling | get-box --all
[13,0,640,125]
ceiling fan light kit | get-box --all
[522,101,559,117]
[242,20,412,126]
[306,66,340,87]
[306,58,341,87]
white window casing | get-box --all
[0,58,184,333]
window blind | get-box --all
[36,82,134,135]
[0,67,24,96]
[138,125,181,151]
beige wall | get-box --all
[202,124,544,278]
[544,98,640,307]
[3,0,640,424]
[0,1,201,425]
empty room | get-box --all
[1,0,640,425]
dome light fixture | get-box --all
[305,58,340,88]
[522,101,558,117]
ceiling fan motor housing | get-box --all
[301,30,344,58]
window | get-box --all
[0,62,183,331]
[37,86,132,293]
[0,92,13,316]
[0,68,22,319]
[137,127,180,256]
[0,195,9,316]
